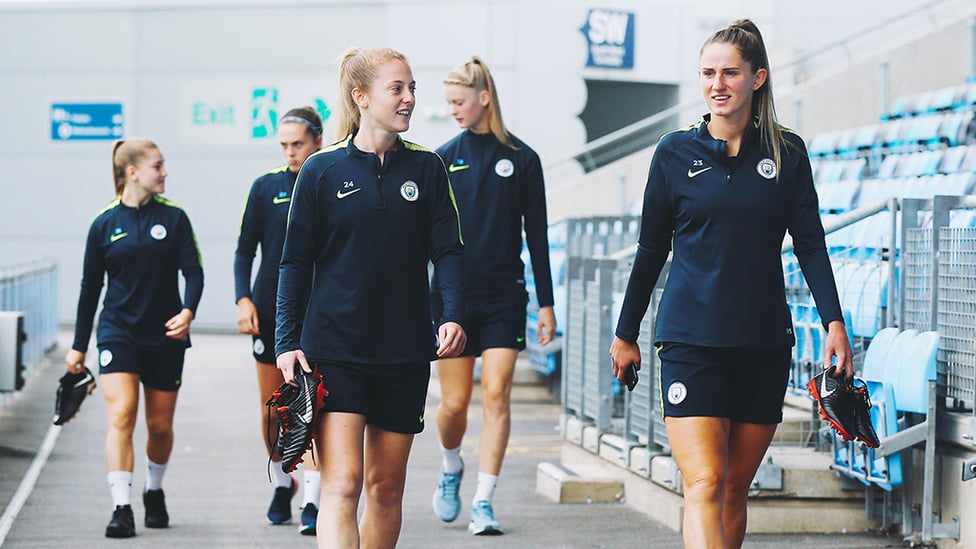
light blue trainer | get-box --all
[467,500,503,535]
[432,460,463,522]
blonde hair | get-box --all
[111,137,159,195]
[444,56,515,149]
[334,47,409,140]
[702,19,787,179]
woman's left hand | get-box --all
[165,308,194,340]
[437,321,467,358]
[537,306,556,346]
[824,320,853,378]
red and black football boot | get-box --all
[807,365,857,441]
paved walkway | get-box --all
[0,331,899,548]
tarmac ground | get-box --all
[0,331,904,548]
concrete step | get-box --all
[548,415,881,535]
[536,461,624,503]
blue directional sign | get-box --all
[581,8,635,69]
[50,103,124,141]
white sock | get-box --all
[473,472,498,503]
[145,458,167,491]
[440,444,463,474]
[270,460,293,488]
[302,470,321,507]
[107,471,133,507]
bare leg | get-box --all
[435,356,476,450]
[143,386,179,465]
[722,421,778,549]
[477,348,518,475]
[101,373,141,472]
[359,426,414,549]
[256,361,285,459]
[665,416,731,549]
[315,412,365,549]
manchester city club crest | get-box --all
[150,224,168,240]
[400,180,419,201]
[756,158,777,180]
[495,158,514,178]
[667,381,688,405]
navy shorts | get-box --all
[432,292,528,357]
[312,361,430,434]
[657,343,792,424]
[250,310,275,364]
[97,339,188,391]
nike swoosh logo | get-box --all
[336,188,362,199]
[300,375,314,424]
[448,164,470,173]
[74,371,95,388]
[820,372,835,398]
[687,167,713,178]
[110,232,128,242]
[272,196,290,204]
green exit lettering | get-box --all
[192,102,235,125]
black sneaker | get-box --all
[105,504,136,538]
[299,503,318,536]
[53,366,96,425]
[851,381,881,448]
[267,478,297,525]
[807,365,856,441]
[143,488,169,528]
[266,369,327,473]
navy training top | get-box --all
[71,195,204,352]
[275,135,465,363]
[615,115,843,348]
[233,164,295,321]
[434,130,554,307]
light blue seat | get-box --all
[861,327,899,380]
[832,329,939,493]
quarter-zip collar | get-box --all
[694,113,761,182]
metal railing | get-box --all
[560,194,976,446]
[0,259,59,378]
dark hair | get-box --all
[280,106,323,137]
[702,19,786,178]
[335,47,409,140]
[444,55,516,150]
[111,137,159,196]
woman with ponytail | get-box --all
[233,106,323,533]
[66,138,203,538]
[275,47,465,548]
[610,19,851,548]
[431,55,556,536]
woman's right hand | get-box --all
[609,336,641,385]
[65,349,86,374]
[275,349,311,384]
[236,297,260,335]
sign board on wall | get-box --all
[180,83,332,145]
[581,8,635,69]
[50,103,124,141]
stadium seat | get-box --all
[938,145,969,173]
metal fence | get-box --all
[560,196,976,459]
[0,259,59,380]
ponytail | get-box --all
[335,47,409,140]
[703,19,787,179]
[444,55,516,150]
[111,137,158,196]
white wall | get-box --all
[0,0,956,330]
